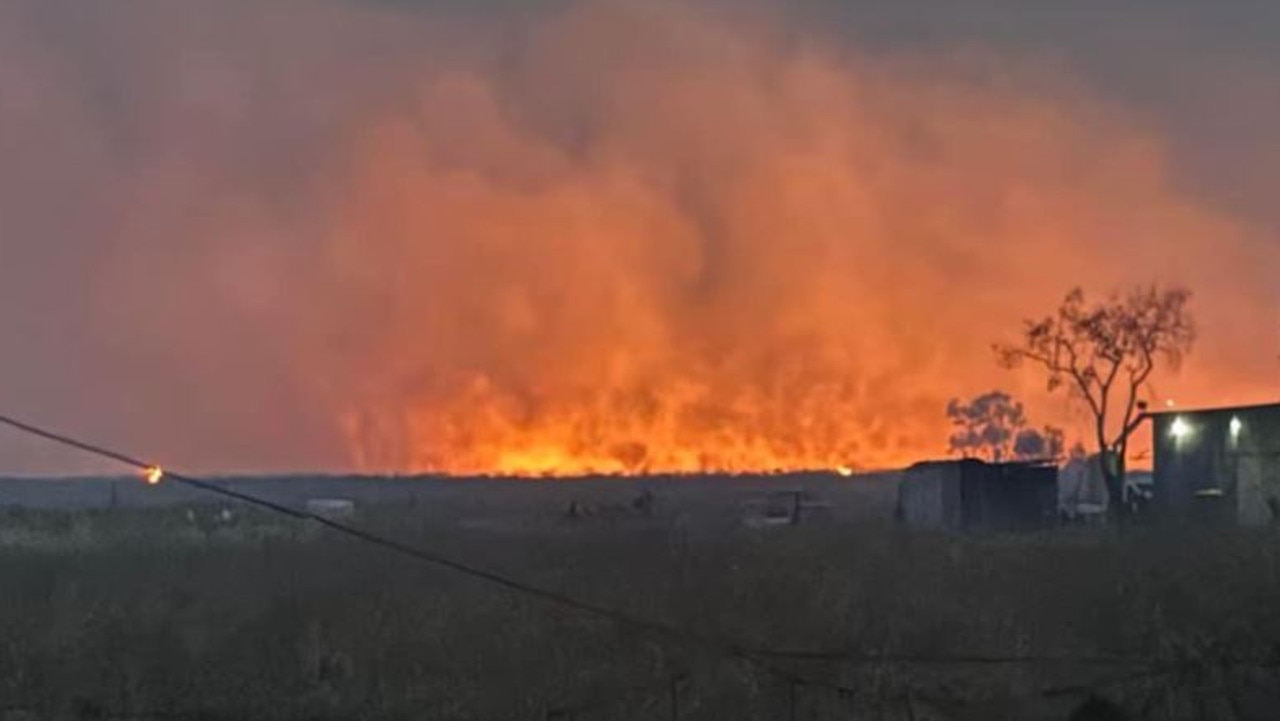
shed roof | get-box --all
[1145,401,1280,417]
[906,458,1057,472]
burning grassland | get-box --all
[0,1,1275,475]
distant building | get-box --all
[1150,402,1280,526]
[1058,453,1154,523]
[897,459,1058,532]
[1059,454,1109,521]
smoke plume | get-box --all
[0,0,1275,474]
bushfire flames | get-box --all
[312,3,1274,477]
[0,1,1274,476]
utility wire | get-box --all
[13,412,1280,720]
[0,412,861,696]
[0,412,1167,699]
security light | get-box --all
[1230,416,1243,437]
[1170,416,1191,439]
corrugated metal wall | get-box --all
[899,460,1056,532]
[1152,405,1280,526]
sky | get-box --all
[801,0,1280,229]
[0,0,1275,475]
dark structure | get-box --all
[897,459,1058,532]
[1150,401,1280,526]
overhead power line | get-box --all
[0,412,1162,704]
[0,412,864,696]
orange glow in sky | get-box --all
[307,3,1275,476]
[1,1,1273,477]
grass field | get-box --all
[1,479,1279,720]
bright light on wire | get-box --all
[0,410,864,698]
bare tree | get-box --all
[945,391,1064,462]
[995,285,1195,520]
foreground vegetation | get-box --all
[1,497,1279,720]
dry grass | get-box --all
[1,492,1279,720]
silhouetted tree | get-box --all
[946,391,1064,462]
[1013,425,1065,460]
[996,286,1195,520]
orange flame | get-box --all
[304,3,1274,477]
[13,1,1267,477]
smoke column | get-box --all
[0,0,1275,474]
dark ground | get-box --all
[1,475,1279,720]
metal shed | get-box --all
[1150,401,1280,526]
[897,459,1058,532]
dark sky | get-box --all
[796,0,1280,229]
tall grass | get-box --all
[1,502,1278,720]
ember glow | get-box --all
[310,2,1276,476]
[0,1,1275,475]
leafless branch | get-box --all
[993,285,1196,516]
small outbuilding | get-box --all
[1058,454,1110,523]
[1149,401,1280,526]
[897,459,1058,532]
